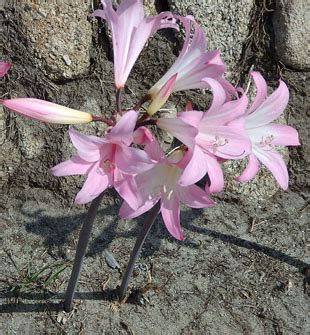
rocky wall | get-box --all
[0,0,308,208]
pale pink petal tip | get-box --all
[0,62,12,77]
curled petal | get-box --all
[202,77,227,115]
[161,194,184,240]
[179,146,208,186]
[246,80,289,128]
[204,92,248,124]
[236,154,260,183]
[247,71,268,115]
[148,17,227,95]
[253,147,289,190]
[205,154,225,193]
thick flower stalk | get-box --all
[0,61,12,77]
[52,110,153,207]
[92,0,178,89]
[236,72,300,189]
[119,140,215,240]
[0,98,94,124]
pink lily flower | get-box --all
[92,0,178,89]
[52,110,154,206]
[1,98,93,124]
[236,72,300,190]
[148,16,234,100]
[119,140,215,240]
[0,61,12,77]
[157,78,251,193]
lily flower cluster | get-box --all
[1,0,299,241]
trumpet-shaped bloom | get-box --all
[1,98,93,124]
[157,78,251,192]
[0,62,12,77]
[119,140,215,240]
[148,16,234,99]
[52,110,154,205]
[236,72,300,189]
[92,0,177,89]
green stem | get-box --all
[118,202,160,301]
[64,193,104,312]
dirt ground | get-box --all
[0,2,309,335]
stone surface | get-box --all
[167,0,256,81]
[5,0,93,80]
[273,0,310,70]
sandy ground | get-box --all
[0,181,309,334]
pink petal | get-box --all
[144,139,166,162]
[247,124,300,146]
[177,184,215,208]
[197,125,251,159]
[69,128,104,162]
[204,154,225,193]
[75,162,111,204]
[133,126,154,145]
[106,110,138,146]
[178,110,204,128]
[115,146,153,174]
[246,80,289,127]
[117,0,144,18]
[0,62,12,77]
[119,199,157,219]
[157,117,198,148]
[204,92,248,124]
[236,154,260,183]
[51,156,92,176]
[253,147,289,190]
[202,77,227,115]
[179,146,208,186]
[113,169,141,210]
[161,195,184,240]
[247,71,268,115]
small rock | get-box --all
[273,0,310,70]
[63,54,72,66]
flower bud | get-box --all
[1,98,93,124]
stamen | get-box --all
[97,159,115,175]
[212,136,228,154]
[259,135,274,150]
